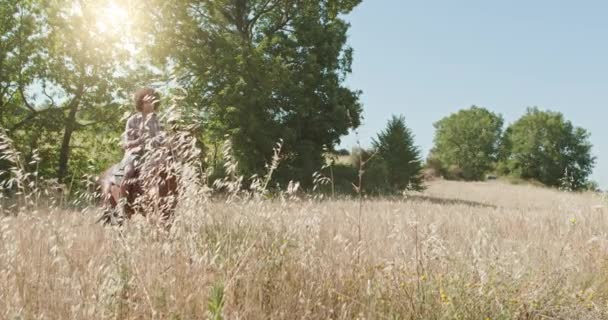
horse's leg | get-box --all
[159,175,178,228]
[105,185,126,225]
[109,185,120,208]
[141,181,159,219]
[124,183,140,219]
[97,182,121,226]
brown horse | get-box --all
[96,132,186,226]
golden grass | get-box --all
[2,180,608,319]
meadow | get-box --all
[1,179,608,319]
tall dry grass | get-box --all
[3,107,608,319]
[1,178,608,319]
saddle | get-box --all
[112,151,143,186]
[111,161,145,186]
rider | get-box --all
[119,87,163,198]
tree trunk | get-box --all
[0,56,5,126]
[57,85,84,183]
[0,93,4,127]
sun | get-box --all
[96,2,130,34]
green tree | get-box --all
[372,115,423,192]
[432,106,504,180]
[146,0,363,185]
[0,0,44,131]
[500,107,595,190]
[0,0,50,175]
[42,1,135,182]
[1,1,140,185]
[350,147,388,195]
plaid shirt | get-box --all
[122,113,163,155]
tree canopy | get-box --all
[0,1,600,196]
[499,107,595,190]
[431,106,504,181]
[145,0,363,184]
[1,0,364,190]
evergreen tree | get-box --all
[372,115,424,192]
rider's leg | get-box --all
[118,162,136,218]
[120,162,135,197]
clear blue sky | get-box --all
[340,0,608,188]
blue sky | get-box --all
[339,0,608,188]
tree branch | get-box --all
[266,1,296,36]
[9,81,85,133]
[8,104,72,132]
[75,118,106,129]
[18,84,36,112]
[247,0,277,35]
[42,82,57,107]
[0,86,17,110]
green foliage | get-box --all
[3,2,600,198]
[500,107,595,191]
[329,163,359,195]
[0,0,135,182]
[349,148,389,195]
[0,0,365,195]
[0,0,43,172]
[207,281,225,320]
[583,180,600,192]
[424,153,445,179]
[432,106,504,181]
[372,115,424,192]
[0,0,156,188]
[42,1,137,182]
[146,0,363,185]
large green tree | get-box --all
[146,0,363,184]
[0,0,51,177]
[1,0,147,185]
[432,106,504,180]
[42,1,135,182]
[372,115,423,192]
[500,107,595,190]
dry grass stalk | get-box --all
[1,178,608,319]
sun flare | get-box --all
[96,2,129,34]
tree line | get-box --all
[0,1,597,195]
[366,106,596,194]
[1,0,363,191]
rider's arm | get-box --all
[147,114,165,148]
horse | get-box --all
[96,129,195,226]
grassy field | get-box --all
[1,180,608,319]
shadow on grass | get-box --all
[407,194,497,209]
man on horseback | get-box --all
[119,87,164,199]
[98,87,183,225]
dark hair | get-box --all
[134,87,160,112]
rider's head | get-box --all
[134,87,160,113]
